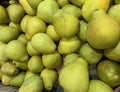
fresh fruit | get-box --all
[5,40,29,62]
[2,74,12,86]
[17,34,28,45]
[37,0,59,23]
[86,9,120,49]
[19,0,36,15]
[20,15,32,33]
[87,80,113,92]
[40,68,58,91]
[13,60,28,70]
[104,41,120,62]
[9,71,26,87]
[7,4,25,23]
[28,55,44,73]
[0,26,19,43]
[59,58,89,92]
[1,62,19,76]
[62,4,82,18]
[58,36,81,54]
[19,75,43,92]
[46,25,60,42]
[64,53,79,66]
[26,16,46,40]
[97,60,120,87]
[42,51,62,69]
[79,43,103,64]
[9,22,22,32]
[108,4,120,25]
[26,41,40,56]
[27,0,43,9]
[24,70,38,81]
[78,20,87,42]
[31,33,56,54]
[82,0,111,21]
[52,9,79,38]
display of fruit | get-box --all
[0,0,120,92]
